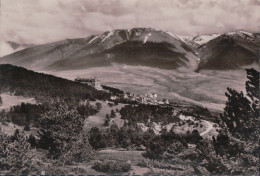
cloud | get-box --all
[0,42,15,57]
[0,0,259,47]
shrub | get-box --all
[24,124,31,131]
[95,102,102,110]
[0,129,41,174]
[143,135,168,159]
[110,109,116,118]
[27,134,37,148]
[103,118,110,126]
[76,104,97,117]
[7,103,47,126]
[37,109,93,160]
[92,160,131,173]
[60,133,94,165]
[0,96,2,105]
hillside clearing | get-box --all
[0,93,37,111]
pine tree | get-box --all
[24,124,31,131]
[37,109,93,160]
[245,68,259,102]
[110,109,116,118]
[220,68,259,141]
[89,127,106,149]
[103,114,110,126]
[28,134,37,148]
[95,102,102,110]
[0,129,40,174]
[60,133,94,165]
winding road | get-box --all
[200,120,214,136]
[179,114,215,137]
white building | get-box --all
[75,77,101,90]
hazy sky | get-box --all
[0,0,259,47]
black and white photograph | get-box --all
[0,0,259,175]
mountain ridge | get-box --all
[0,28,259,71]
[0,28,198,71]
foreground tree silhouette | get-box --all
[246,68,259,102]
[220,68,259,141]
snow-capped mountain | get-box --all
[0,28,258,72]
[196,31,260,70]
[0,28,198,71]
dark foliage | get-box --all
[24,124,30,131]
[95,102,102,110]
[103,114,110,126]
[110,109,116,118]
[0,129,40,174]
[0,96,2,105]
[27,134,37,148]
[102,85,124,95]
[0,64,109,102]
[1,98,98,128]
[212,132,243,157]
[245,68,259,102]
[89,124,148,150]
[89,127,108,149]
[120,104,179,125]
[92,160,131,173]
[37,109,93,159]
[76,103,98,117]
[143,129,202,159]
[7,103,48,126]
[220,68,259,141]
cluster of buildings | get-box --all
[113,92,169,105]
[75,77,169,106]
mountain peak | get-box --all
[0,27,199,71]
[225,30,253,36]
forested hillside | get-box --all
[0,64,109,102]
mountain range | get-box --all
[0,28,259,71]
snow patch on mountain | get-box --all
[135,30,142,36]
[226,30,254,38]
[88,35,100,44]
[193,33,220,45]
[101,31,114,43]
[166,31,175,38]
[165,32,183,41]
[143,33,152,43]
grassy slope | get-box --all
[0,93,36,111]
[42,64,256,112]
[84,100,126,130]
